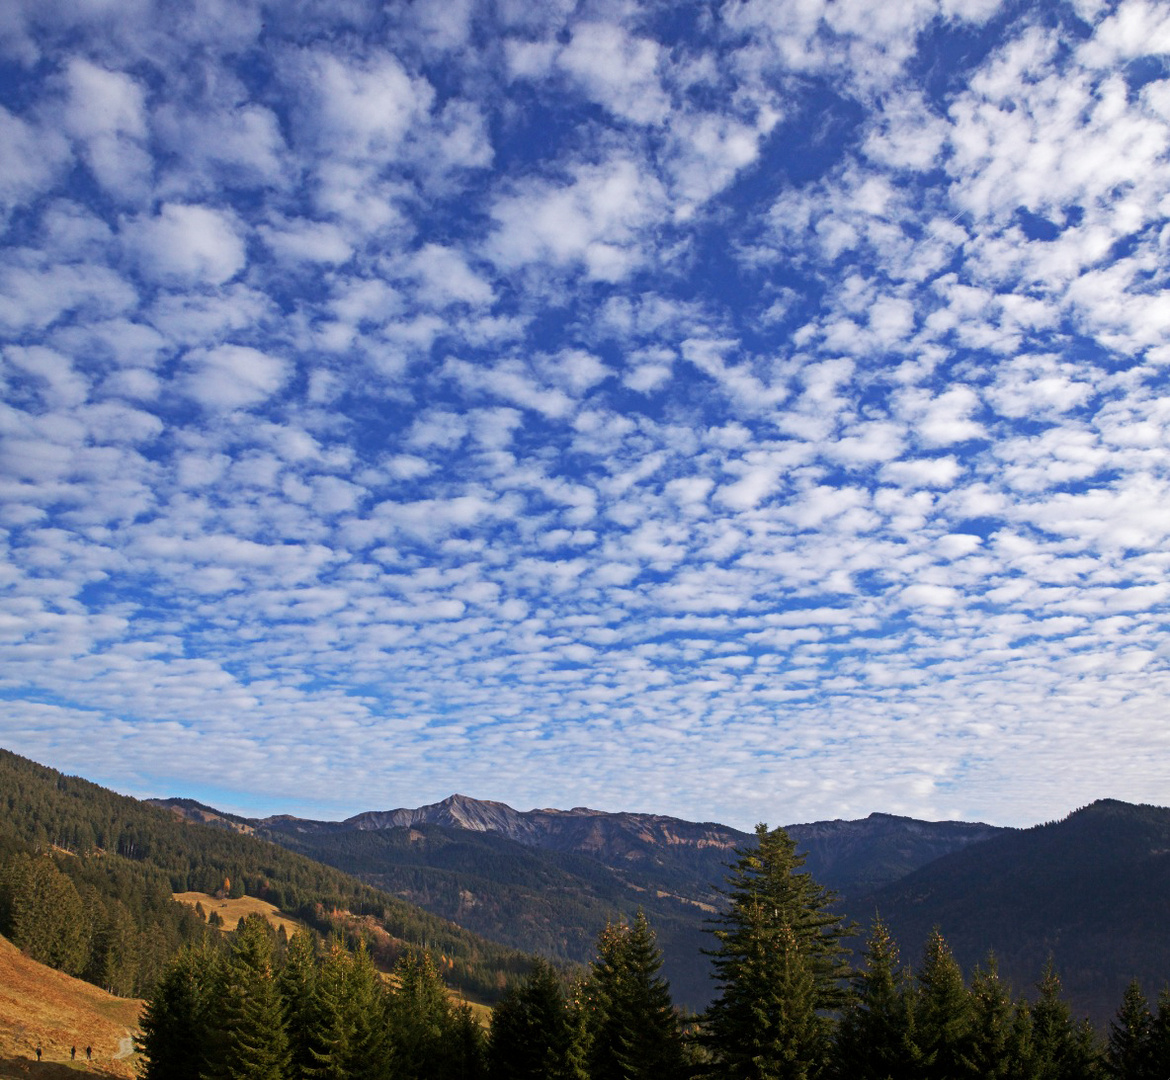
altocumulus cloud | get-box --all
[0,0,1168,830]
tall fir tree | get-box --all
[204,914,291,1080]
[386,949,455,1080]
[1147,988,1170,1080]
[488,958,582,1080]
[832,917,917,1080]
[1106,981,1154,1080]
[86,894,139,997]
[278,930,323,1080]
[583,910,686,1080]
[913,929,973,1080]
[305,938,389,1080]
[446,1001,489,1080]
[342,940,390,1080]
[1030,960,1102,1080]
[1,852,90,975]
[703,823,853,1080]
[964,956,1031,1080]
[137,943,220,1080]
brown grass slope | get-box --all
[0,933,141,1079]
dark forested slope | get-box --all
[0,748,529,1000]
[859,799,1170,1026]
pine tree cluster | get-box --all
[138,915,488,1080]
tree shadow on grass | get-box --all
[0,1054,128,1078]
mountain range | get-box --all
[151,793,1013,1014]
[152,792,1170,1024]
[4,742,1163,1029]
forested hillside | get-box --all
[134,824,1170,1080]
[157,793,1002,1010]
[0,748,530,1001]
[861,799,1170,1027]
[252,818,719,1008]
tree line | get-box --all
[137,823,1170,1080]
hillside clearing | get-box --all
[0,933,140,1079]
[173,891,306,937]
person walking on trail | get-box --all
[35,1044,42,1061]
[86,1045,93,1060]
[71,1045,77,1060]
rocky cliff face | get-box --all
[340,794,750,862]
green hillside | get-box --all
[0,748,529,1001]
[861,799,1170,1026]
[258,819,719,1009]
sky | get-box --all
[1,0,1168,832]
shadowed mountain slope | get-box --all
[858,799,1170,1027]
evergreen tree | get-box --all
[87,895,140,996]
[1030,960,1102,1080]
[913,929,972,1080]
[137,943,219,1080]
[386,949,454,1080]
[278,930,322,1080]
[832,917,916,1080]
[447,1001,489,1080]
[703,823,853,1080]
[1106,981,1154,1080]
[1,851,91,975]
[584,910,686,1080]
[964,956,1030,1080]
[204,914,291,1080]
[488,958,582,1080]
[340,940,389,1080]
[303,938,382,1080]
[1147,988,1170,1080]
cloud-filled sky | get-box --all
[2,0,1169,831]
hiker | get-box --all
[35,1044,42,1061]
[86,1045,93,1060]
[72,1045,77,1060]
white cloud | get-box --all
[863,91,948,171]
[127,203,247,286]
[260,217,353,265]
[488,158,668,281]
[293,50,433,162]
[0,260,137,333]
[61,58,152,201]
[403,244,494,306]
[897,386,987,446]
[1079,0,1170,66]
[0,107,70,219]
[557,22,670,125]
[4,345,89,408]
[182,344,289,411]
[882,456,962,489]
[156,101,288,193]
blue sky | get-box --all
[1,0,1168,831]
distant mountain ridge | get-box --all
[152,792,1006,1010]
[860,797,1170,1026]
[269,793,752,862]
[152,791,1170,1023]
[152,793,1003,898]
[785,811,1004,895]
